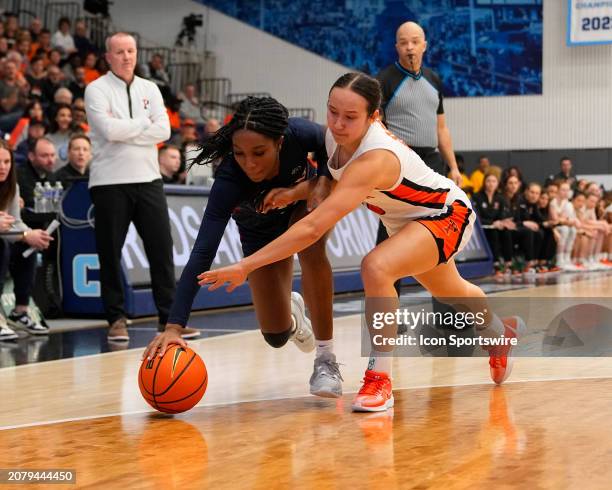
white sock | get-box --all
[289,315,297,334]
[556,253,564,265]
[316,339,333,357]
[367,353,392,376]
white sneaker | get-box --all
[289,292,315,353]
[0,317,18,341]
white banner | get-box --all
[568,0,612,45]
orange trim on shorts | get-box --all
[416,200,472,264]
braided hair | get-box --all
[190,96,289,169]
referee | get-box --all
[376,21,463,300]
[377,21,461,183]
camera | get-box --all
[184,14,203,29]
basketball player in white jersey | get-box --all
[200,73,525,412]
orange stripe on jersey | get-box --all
[383,178,449,209]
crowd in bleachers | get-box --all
[456,155,612,277]
[0,11,221,183]
[0,11,221,337]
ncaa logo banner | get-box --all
[568,0,612,45]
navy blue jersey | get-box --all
[168,118,328,326]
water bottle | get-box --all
[53,181,64,212]
[33,182,43,213]
[42,182,53,213]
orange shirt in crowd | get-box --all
[83,67,101,85]
[167,108,181,132]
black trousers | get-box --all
[90,180,175,325]
[511,227,537,261]
[0,239,38,306]
[483,228,514,262]
[538,228,556,261]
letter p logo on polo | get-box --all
[73,254,101,297]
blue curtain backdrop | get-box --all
[197,0,543,97]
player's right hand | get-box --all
[142,324,188,360]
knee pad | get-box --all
[262,328,292,348]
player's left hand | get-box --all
[198,262,248,292]
[449,168,463,187]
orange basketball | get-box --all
[139,344,208,413]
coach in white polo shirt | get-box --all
[85,32,199,342]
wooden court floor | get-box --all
[1,274,612,489]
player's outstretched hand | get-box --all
[142,324,188,360]
[198,262,248,293]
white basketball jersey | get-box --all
[325,121,471,235]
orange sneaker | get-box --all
[351,370,394,412]
[489,317,526,385]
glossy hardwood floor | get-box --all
[1,274,611,488]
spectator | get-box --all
[51,17,76,59]
[470,155,490,194]
[72,98,88,131]
[501,165,524,192]
[8,100,45,150]
[203,117,220,139]
[40,65,65,105]
[52,133,90,189]
[29,17,43,43]
[144,53,172,102]
[178,83,205,125]
[85,32,199,341]
[18,137,56,231]
[47,103,74,170]
[47,48,63,68]
[586,181,603,199]
[54,87,73,106]
[68,66,86,99]
[32,29,52,63]
[170,118,197,147]
[504,174,537,273]
[0,87,22,133]
[576,178,588,194]
[571,192,592,269]
[536,191,559,271]
[471,171,513,273]
[0,144,53,340]
[158,145,181,184]
[546,156,576,189]
[550,181,579,270]
[453,153,473,195]
[15,36,31,71]
[82,52,100,84]
[14,120,46,166]
[520,183,548,272]
[73,20,96,58]
[4,14,19,41]
[579,193,610,269]
[61,52,82,82]
[0,59,29,98]
[171,118,198,183]
[25,55,47,93]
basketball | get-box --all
[138,344,208,414]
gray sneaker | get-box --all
[309,351,343,398]
[290,292,315,353]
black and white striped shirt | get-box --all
[376,63,444,149]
